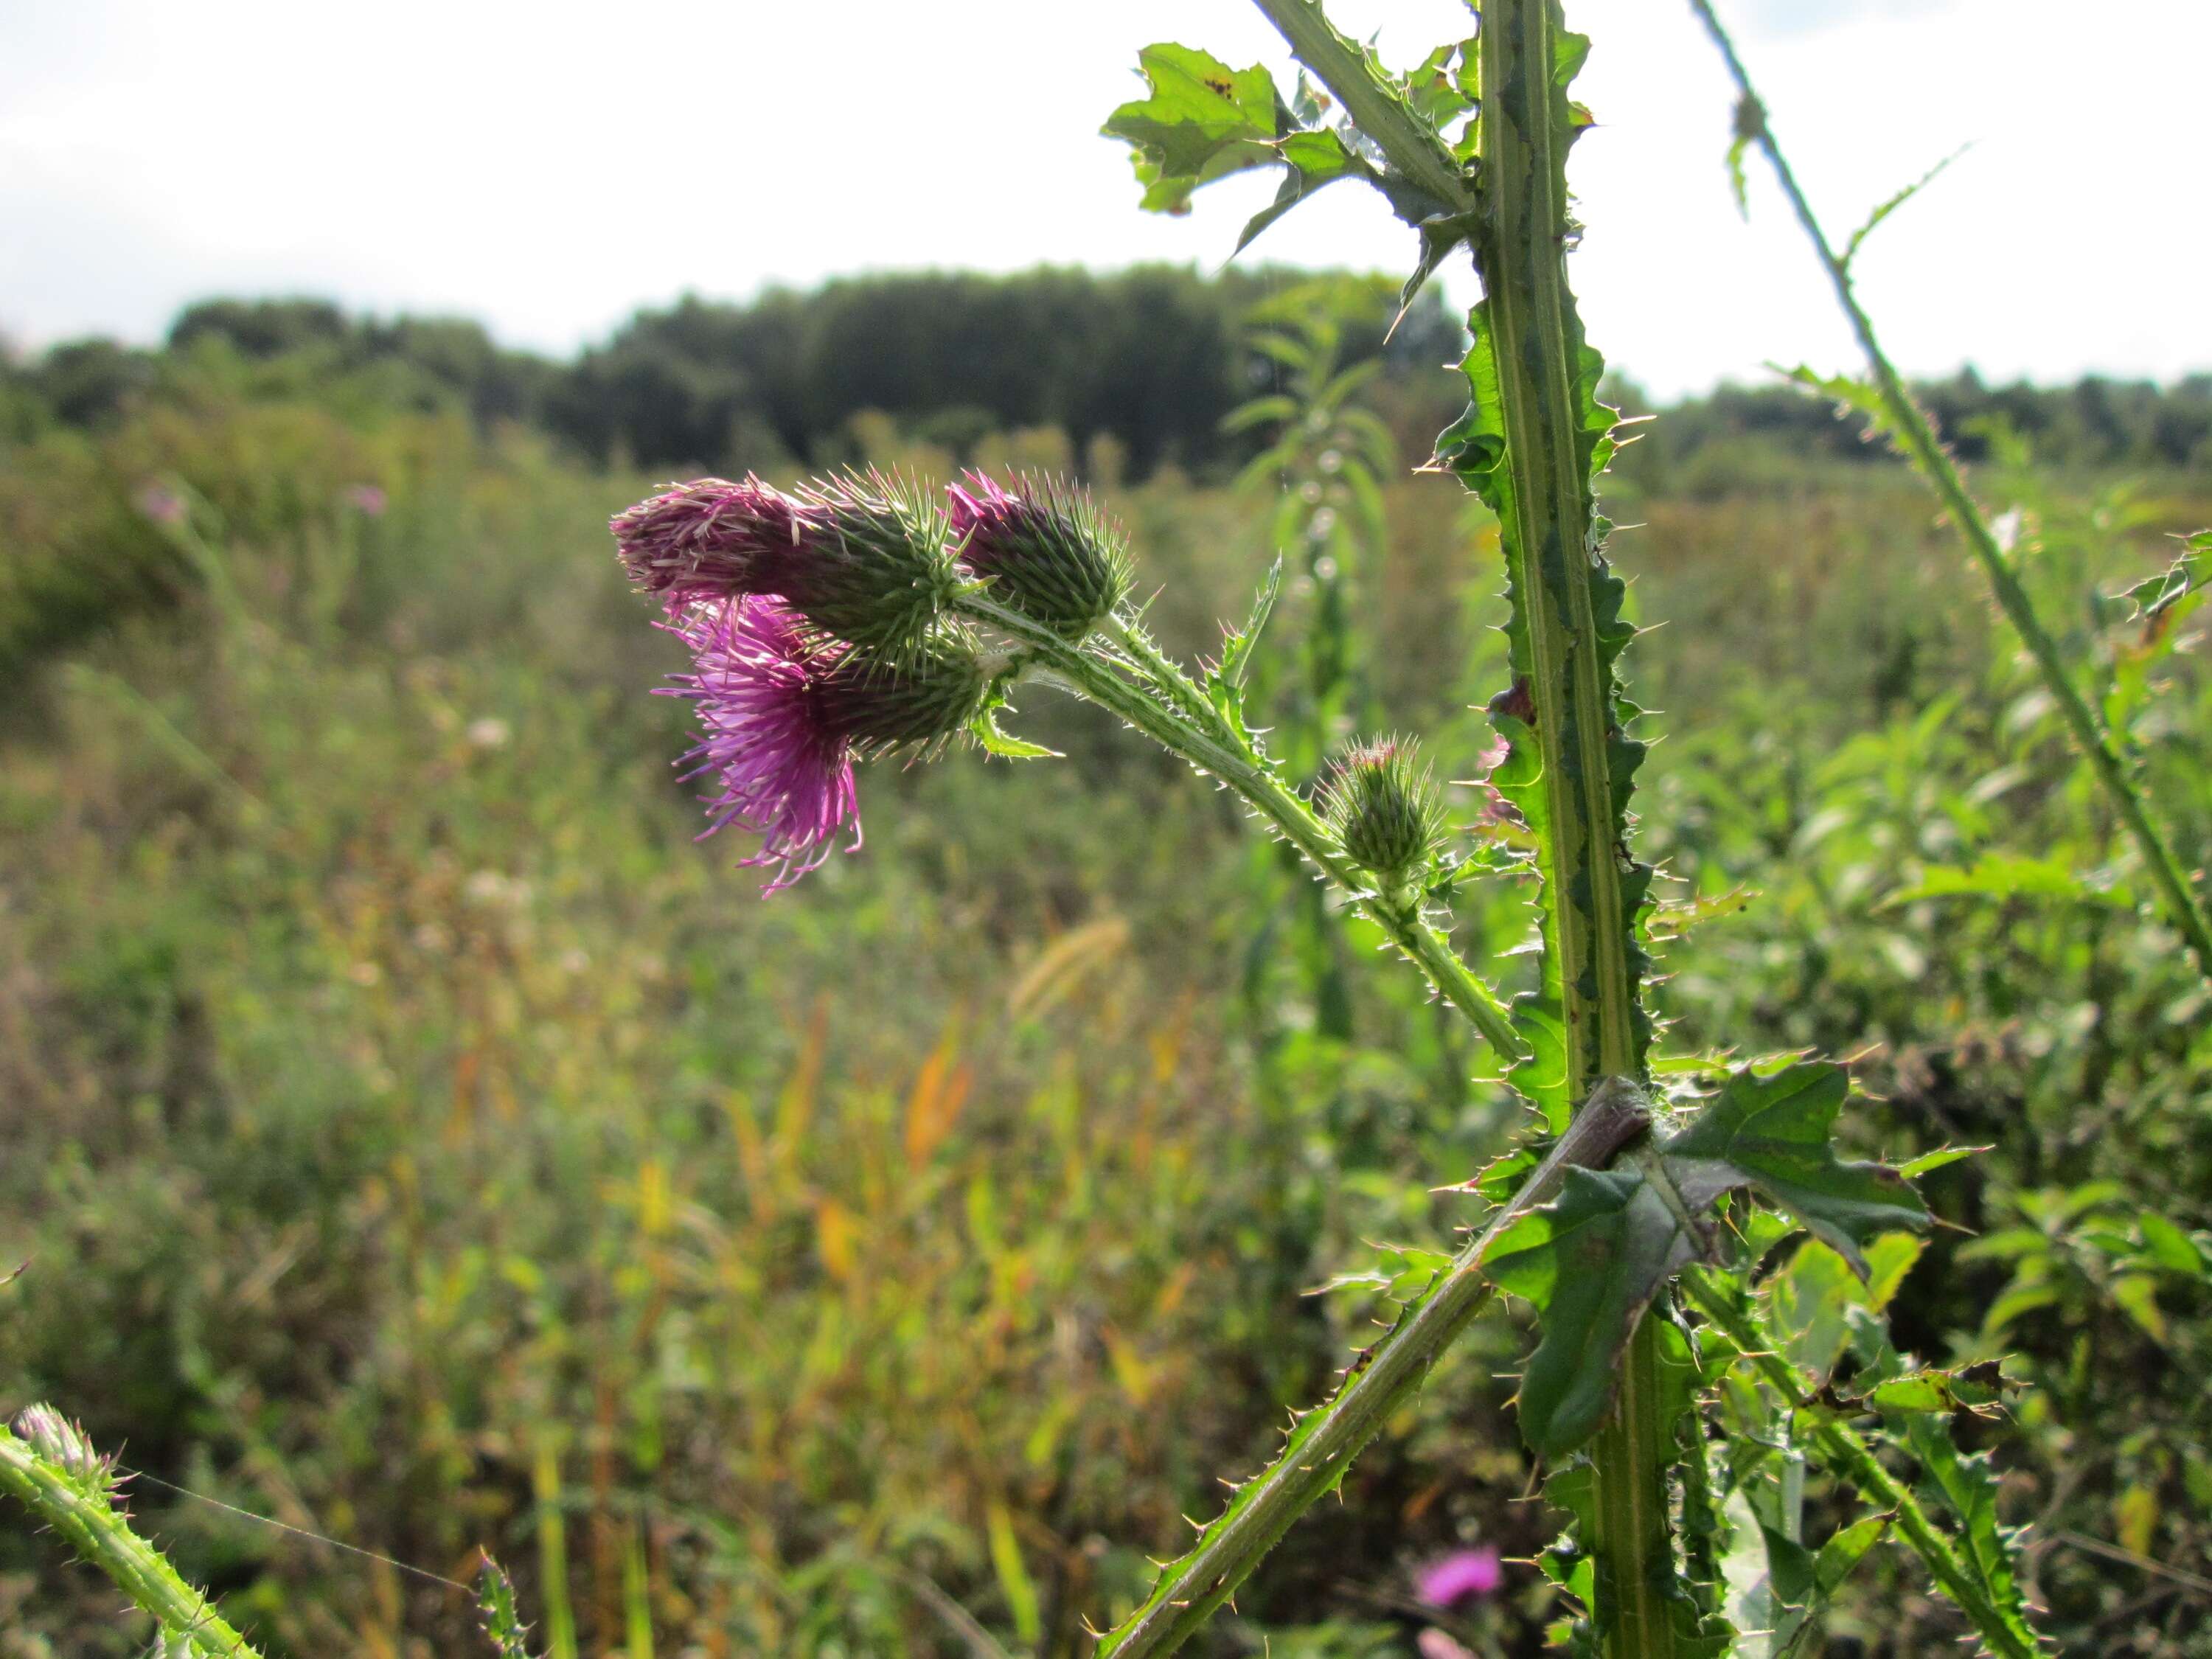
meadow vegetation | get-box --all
[1,266,2210,1656]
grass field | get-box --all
[3,348,2210,1656]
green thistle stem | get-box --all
[1686,0,2212,986]
[1678,1270,2040,1659]
[1095,1084,1652,1656]
[955,592,1526,1061]
[1242,1,1686,1646]
[0,1422,265,1658]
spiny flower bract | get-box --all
[783,468,963,661]
[1319,736,1448,888]
[946,470,1133,639]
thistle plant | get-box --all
[0,1407,266,1658]
[598,2,2054,1640]
[1685,0,2212,987]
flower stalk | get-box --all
[1686,0,2212,985]
[953,589,1528,1064]
[0,1414,265,1658]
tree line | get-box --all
[6,268,2208,481]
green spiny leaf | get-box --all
[1233,128,1361,254]
[2121,530,2211,622]
[969,706,1060,759]
[1842,147,1966,267]
[1899,1416,2041,1652]
[1659,1062,1928,1277]
[1208,558,1281,737]
[1103,45,1284,215]
[1484,1167,1699,1460]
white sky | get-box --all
[1,0,2205,399]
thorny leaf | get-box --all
[1103,45,1284,214]
[1485,1065,1926,1459]
[1659,1062,1928,1279]
[1103,44,1368,253]
[2120,529,2211,623]
[1900,1416,2042,1652]
[1485,1167,1702,1460]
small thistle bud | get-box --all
[1321,737,1448,891]
[14,1403,117,1500]
[946,471,1133,639]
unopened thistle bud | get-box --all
[13,1404,118,1500]
[614,470,961,661]
[1321,737,1448,893]
[946,471,1133,639]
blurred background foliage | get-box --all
[1,269,2209,1657]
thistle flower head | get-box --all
[658,597,984,892]
[616,470,964,662]
[1321,737,1448,890]
[13,1404,118,1500]
[782,468,963,660]
[947,470,1133,639]
[611,475,820,610]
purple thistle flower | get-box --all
[613,475,821,611]
[616,470,960,659]
[946,470,1131,639]
[345,483,389,517]
[657,596,988,893]
[1416,1546,1503,1609]
[659,596,861,893]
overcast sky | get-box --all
[1,0,2205,398]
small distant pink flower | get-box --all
[613,475,821,611]
[1416,1631,1475,1659]
[135,483,187,527]
[1416,1546,1503,1608]
[658,596,860,893]
[345,483,388,516]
